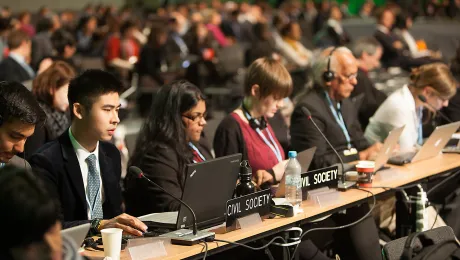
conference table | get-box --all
[83,153,460,260]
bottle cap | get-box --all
[240,160,252,176]
[288,151,297,158]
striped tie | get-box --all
[86,154,103,219]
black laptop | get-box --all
[141,154,242,232]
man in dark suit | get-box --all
[30,70,147,236]
[291,47,383,260]
[0,30,35,83]
[0,81,45,169]
[291,47,382,170]
[350,37,387,129]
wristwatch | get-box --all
[90,218,103,234]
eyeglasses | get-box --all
[340,72,358,81]
[182,112,207,123]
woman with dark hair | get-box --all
[76,15,98,55]
[25,61,76,158]
[50,29,78,70]
[18,11,35,37]
[0,166,82,260]
[247,22,277,64]
[124,80,211,216]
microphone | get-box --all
[300,107,356,191]
[129,166,214,245]
[418,94,452,123]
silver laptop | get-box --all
[61,223,90,247]
[373,125,406,171]
[389,122,460,165]
[275,147,316,198]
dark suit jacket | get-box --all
[350,69,387,129]
[29,132,123,228]
[0,57,33,83]
[290,85,370,169]
[6,155,31,170]
[124,142,212,217]
[374,30,403,68]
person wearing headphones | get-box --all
[291,47,382,170]
[0,81,45,169]
[290,47,382,260]
[365,63,457,151]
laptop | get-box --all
[388,121,460,165]
[372,125,406,171]
[140,154,242,231]
[275,147,316,198]
[61,223,90,247]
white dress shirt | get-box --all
[69,128,104,219]
[394,29,431,58]
[365,85,423,151]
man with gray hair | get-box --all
[292,46,382,168]
[350,37,387,129]
[290,46,383,259]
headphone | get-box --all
[323,47,339,83]
[241,103,267,130]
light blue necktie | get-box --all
[86,154,103,219]
[418,108,424,145]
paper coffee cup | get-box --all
[101,228,123,260]
[356,161,375,186]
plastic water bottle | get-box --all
[285,151,302,207]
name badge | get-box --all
[225,189,271,230]
[343,148,358,156]
[300,165,340,195]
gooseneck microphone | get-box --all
[418,94,452,123]
[300,107,356,191]
[129,166,215,245]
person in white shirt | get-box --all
[279,22,313,68]
[365,63,457,151]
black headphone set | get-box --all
[323,47,339,83]
[241,103,267,130]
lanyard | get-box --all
[324,91,352,149]
[243,110,283,163]
[417,107,424,145]
[189,142,206,163]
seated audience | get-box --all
[204,10,229,47]
[247,22,277,64]
[365,63,457,151]
[0,166,83,260]
[32,14,60,69]
[105,20,140,72]
[314,4,351,48]
[49,29,78,71]
[167,12,190,58]
[290,47,383,260]
[137,25,169,87]
[0,81,45,168]
[125,80,211,215]
[18,11,35,38]
[0,17,12,63]
[0,30,35,83]
[291,47,382,169]
[393,12,440,59]
[25,61,76,158]
[280,22,313,68]
[76,15,98,55]
[349,37,387,129]
[30,70,147,235]
[374,9,429,70]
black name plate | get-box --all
[301,165,339,192]
[225,189,271,229]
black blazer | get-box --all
[374,29,404,68]
[290,85,370,170]
[350,69,387,129]
[29,131,123,228]
[124,142,212,217]
[0,57,33,83]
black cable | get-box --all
[289,188,377,260]
[431,204,439,230]
[212,236,289,251]
[427,169,460,196]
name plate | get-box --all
[301,165,339,192]
[225,189,271,230]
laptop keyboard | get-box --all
[443,146,460,153]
